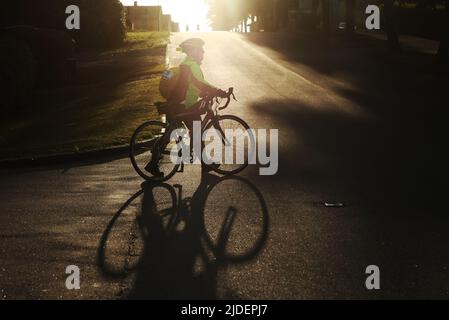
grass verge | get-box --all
[0,32,169,160]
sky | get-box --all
[120,0,211,31]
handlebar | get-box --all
[218,87,236,111]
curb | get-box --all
[0,144,130,169]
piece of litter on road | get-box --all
[324,202,345,208]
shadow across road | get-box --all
[97,172,270,299]
[248,98,449,298]
[250,97,448,212]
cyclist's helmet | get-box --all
[179,38,205,53]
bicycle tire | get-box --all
[129,120,180,182]
[202,115,255,175]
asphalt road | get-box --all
[1,32,448,299]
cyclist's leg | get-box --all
[144,103,188,176]
[183,103,203,163]
[188,114,203,163]
[144,122,176,177]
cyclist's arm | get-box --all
[191,78,217,96]
[187,67,221,97]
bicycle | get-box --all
[130,88,255,182]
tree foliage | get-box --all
[207,0,295,31]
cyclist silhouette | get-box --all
[145,38,227,177]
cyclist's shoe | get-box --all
[144,161,164,178]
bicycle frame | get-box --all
[201,98,232,147]
[165,97,232,147]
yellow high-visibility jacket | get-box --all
[169,56,218,109]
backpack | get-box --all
[159,67,180,100]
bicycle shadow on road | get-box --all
[97,172,270,299]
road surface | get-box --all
[1,32,448,299]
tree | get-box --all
[208,0,243,31]
[208,0,284,32]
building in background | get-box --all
[125,2,162,31]
[171,21,180,32]
[161,14,172,32]
[125,1,179,32]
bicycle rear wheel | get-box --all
[130,121,181,182]
[202,115,255,175]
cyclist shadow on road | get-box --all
[97,172,270,299]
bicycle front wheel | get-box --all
[202,115,255,175]
[130,121,180,182]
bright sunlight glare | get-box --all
[120,0,211,31]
